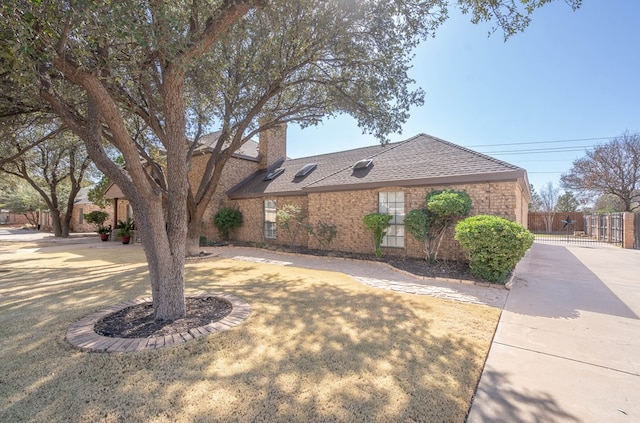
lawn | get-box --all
[0,242,500,422]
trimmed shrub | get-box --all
[405,189,472,262]
[214,207,243,240]
[363,212,392,257]
[84,210,109,226]
[455,215,534,283]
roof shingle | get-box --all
[228,133,526,198]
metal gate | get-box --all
[528,212,623,246]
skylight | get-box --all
[352,159,373,170]
[295,163,318,178]
[263,168,285,181]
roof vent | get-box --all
[352,159,373,170]
[295,163,318,178]
[263,168,285,181]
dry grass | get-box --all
[0,243,500,422]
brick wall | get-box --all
[191,154,261,241]
[69,203,114,233]
[231,179,528,261]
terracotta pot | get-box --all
[121,236,131,244]
[100,233,109,241]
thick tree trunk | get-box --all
[61,212,71,237]
[136,204,186,321]
[51,209,63,237]
[186,231,201,257]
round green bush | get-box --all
[455,215,534,283]
[214,207,243,240]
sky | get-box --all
[285,0,640,193]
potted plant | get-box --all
[97,224,112,241]
[116,218,134,244]
[84,211,111,241]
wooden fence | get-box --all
[527,212,585,233]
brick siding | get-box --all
[229,180,527,261]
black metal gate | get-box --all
[529,213,623,247]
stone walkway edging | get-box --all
[221,246,508,290]
[66,292,250,353]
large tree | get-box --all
[561,131,640,212]
[0,177,46,227]
[538,181,559,233]
[556,191,579,212]
[0,0,580,321]
[0,129,92,236]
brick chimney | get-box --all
[258,122,287,170]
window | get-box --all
[352,159,373,170]
[378,191,405,248]
[264,200,277,239]
[295,163,317,178]
[78,208,84,224]
[264,168,284,181]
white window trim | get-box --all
[264,200,277,240]
[379,191,405,248]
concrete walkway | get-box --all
[213,246,509,308]
[5,231,638,421]
[467,243,640,423]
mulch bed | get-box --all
[95,297,232,338]
[235,243,482,283]
[385,257,482,282]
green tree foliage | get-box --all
[455,215,534,283]
[276,204,307,249]
[561,131,640,212]
[363,213,392,257]
[0,180,45,227]
[0,130,92,237]
[84,210,110,234]
[528,184,542,212]
[0,0,579,320]
[405,189,472,262]
[87,157,124,208]
[593,193,626,213]
[556,191,580,212]
[214,207,243,240]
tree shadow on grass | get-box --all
[2,255,494,422]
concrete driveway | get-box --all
[0,226,97,244]
[467,243,640,423]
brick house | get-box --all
[225,130,531,261]
[69,187,113,233]
[100,126,531,259]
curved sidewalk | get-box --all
[213,246,508,308]
[467,243,640,423]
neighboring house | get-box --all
[101,127,531,260]
[69,187,113,232]
[226,132,531,261]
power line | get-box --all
[466,136,613,148]
[479,146,592,155]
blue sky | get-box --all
[286,0,640,193]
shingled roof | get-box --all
[227,133,529,199]
[196,131,259,159]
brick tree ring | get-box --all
[66,292,250,353]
